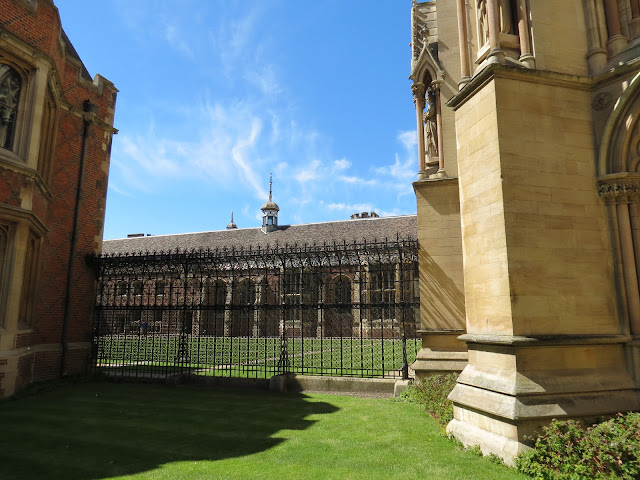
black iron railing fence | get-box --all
[91,238,420,380]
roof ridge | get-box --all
[104,214,417,242]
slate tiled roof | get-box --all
[102,215,417,255]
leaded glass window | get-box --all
[0,64,21,151]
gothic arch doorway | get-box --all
[598,73,640,382]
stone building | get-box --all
[0,0,116,397]
[411,0,640,463]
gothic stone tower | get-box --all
[412,0,640,463]
[409,1,468,380]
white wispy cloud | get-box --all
[231,118,266,200]
[107,181,134,198]
[294,159,322,183]
[327,203,374,212]
[338,175,377,186]
[398,129,417,151]
[373,130,416,182]
[164,23,195,59]
[245,63,282,97]
[333,158,351,170]
[119,135,183,178]
[108,3,418,228]
[114,98,272,201]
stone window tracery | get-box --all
[0,64,21,151]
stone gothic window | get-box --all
[369,268,395,321]
[330,276,352,306]
[155,280,166,296]
[0,64,21,151]
[38,86,57,182]
[18,232,40,328]
[116,281,128,296]
[132,280,143,296]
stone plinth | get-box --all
[412,329,467,379]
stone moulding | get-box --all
[458,333,632,346]
[448,382,639,420]
[597,173,640,201]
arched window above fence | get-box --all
[329,275,352,305]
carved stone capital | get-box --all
[430,79,443,91]
[597,179,640,203]
[411,82,426,107]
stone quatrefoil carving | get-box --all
[598,181,640,199]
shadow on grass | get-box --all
[0,382,339,480]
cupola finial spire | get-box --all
[226,210,238,229]
[261,170,279,233]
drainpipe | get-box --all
[60,99,97,376]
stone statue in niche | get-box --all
[476,0,515,46]
[423,88,438,159]
[498,0,514,34]
[477,0,489,47]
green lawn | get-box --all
[95,336,421,379]
[0,382,527,480]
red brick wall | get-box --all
[15,353,34,390]
[1,0,116,393]
[0,167,26,206]
[32,350,61,382]
[0,359,7,397]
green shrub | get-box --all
[515,413,640,479]
[400,373,458,430]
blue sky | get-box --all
[56,1,419,240]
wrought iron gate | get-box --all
[90,238,419,380]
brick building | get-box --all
[0,0,117,397]
[92,194,419,380]
[100,205,418,343]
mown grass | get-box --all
[0,381,527,480]
[96,336,420,379]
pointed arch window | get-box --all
[0,64,21,151]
